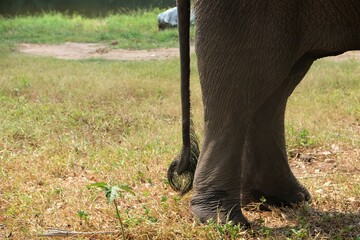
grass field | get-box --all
[0,11,359,239]
[0,10,194,50]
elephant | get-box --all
[167,0,360,226]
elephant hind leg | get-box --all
[190,117,251,225]
[241,56,314,207]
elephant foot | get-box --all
[241,181,311,207]
[190,191,250,227]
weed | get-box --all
[258,226,272,238]
[287,126,316,148]
[160,195,168,208]
[298,128,313,147]
[76,210,89,223]
[290,227,308,239]
[205,219,245,239]
[88,182,135,240]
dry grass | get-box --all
[0,52,359,239]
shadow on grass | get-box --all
[250,205,360,239]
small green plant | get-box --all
[289,227,308,239]
[142,205,158,223]
[298,128,311,147]
[205,219,245,239]
[88,182,135,240]
[287,126,316,148]
[259,226,272,238]
[76,210,89,223]
[259,196,267,204]
[287,218,309,239]
[160,195,168,208]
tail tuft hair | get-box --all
[167,131,200,195]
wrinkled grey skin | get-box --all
[169,0,360,226]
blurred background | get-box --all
[0,0,176,17]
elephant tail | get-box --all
[167,0,200,195]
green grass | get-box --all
[0,10,195,49]
[286,59,360,148]
[0,11,359,240]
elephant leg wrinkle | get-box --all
[241,59,314,207]
[190,116,248,224]
[190,190,249,226]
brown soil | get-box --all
[18,42,182,61]
[18,42,360,61]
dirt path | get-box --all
[18,42,360,61]
[18,42,183,61]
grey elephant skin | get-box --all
[167,0,360,226]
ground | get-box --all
[1,43,359,239]
[18,42,184,61]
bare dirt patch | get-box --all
[18,42,182,61]
[18,42,360,61]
